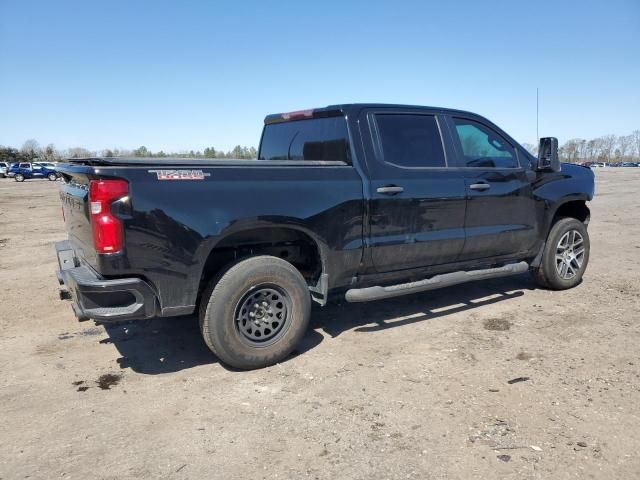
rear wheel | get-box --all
[199,255,311,370]
[14,174,25,182]
[48,173,57,181]
[531,217,590,289]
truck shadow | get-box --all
[101,317,217,374]
[314,273,535,337]
[101,274,535,375]
[101,316,325,374]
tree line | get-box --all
[2,130,640,165]
[0,140,258,162]
[522,130,640,163]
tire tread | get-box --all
[198,255,310,369]
[530,217,589,290]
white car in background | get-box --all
[0,162,10,177]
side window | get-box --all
[453,118,518,168]
[375,114,446,168]
[19,163,30,168]
[258,117,350,162]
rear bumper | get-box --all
[55,240,157,322]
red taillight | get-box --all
[88,179,128,254]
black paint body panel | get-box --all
[56,104,595,317]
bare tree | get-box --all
[617,135,633,161]
[584,139,595,162]
[588,138,605,161]
[560,139,582,163]
[599,135,617,162]
[632,130,640,160]
[41,144,61,162]
[21,139,41,159]
[65,147,93,158]
[575,139,587,161]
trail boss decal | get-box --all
[148,169,210,180]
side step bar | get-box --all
[345,261,529,303]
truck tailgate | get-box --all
[58,169,98,268]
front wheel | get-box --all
[14,174,25,182]
[531,217,590,290]
[199,255,311,370]
[47,173,57,181]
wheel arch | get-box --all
[195,223,329,309]
[549,198,591,228]
[532,198,591,268]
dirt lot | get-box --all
[0,169,639,479]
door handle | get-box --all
[469,183,491,191]
[376,185,404,195]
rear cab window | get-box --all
[258,116,350,162]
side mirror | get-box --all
[537,137,560,172]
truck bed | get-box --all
[64,157,347,167]
[56,158,365,317]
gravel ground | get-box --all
[0,169,639,479]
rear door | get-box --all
[446,115,538,261]
[18,163,31,176]
[362,109,467,272]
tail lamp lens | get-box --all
[88,179,129,253]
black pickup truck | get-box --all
[55,104,594,369]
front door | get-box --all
[31,165,44,177]
[447,116,539,261]
[363,110,467,273]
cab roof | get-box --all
[264,103,481,124]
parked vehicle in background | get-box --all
[0,162,10,178]
[54,103,595,369]
[37,162,58,170]
[590,162,607,168]
[621,162,638,167]
[9,162,59,182]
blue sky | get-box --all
[1,0,638,152]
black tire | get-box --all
[199,255,311,370]
[14,174,24,182]
[48,173,57,181]
[530,217,590,290]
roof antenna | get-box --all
[536,87,539,142]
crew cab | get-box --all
[54,104,595,369]
[9,162,59,182]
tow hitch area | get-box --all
[54,241,158,323]
[59,289,72,301]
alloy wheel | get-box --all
[555,229,585,280]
